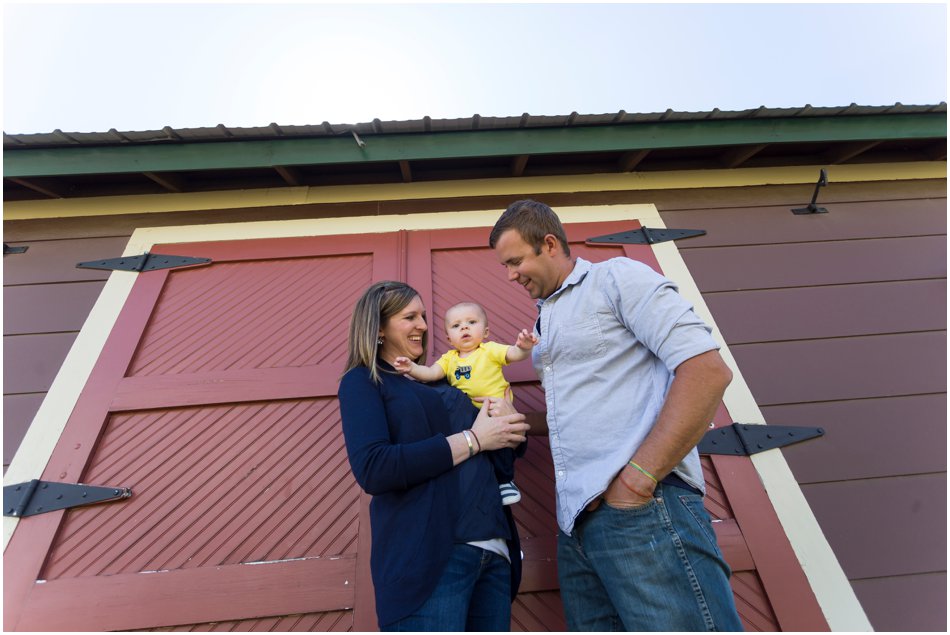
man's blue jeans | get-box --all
[382,543,511,632]
[558,481,743,631]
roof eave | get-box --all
[4,112,946,179]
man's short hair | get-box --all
[489,199,571,256]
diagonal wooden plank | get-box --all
[18,557,356,632]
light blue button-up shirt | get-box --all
[532,257,719,534]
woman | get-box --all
[338,280,530,631]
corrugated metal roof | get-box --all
[4,103,946,149]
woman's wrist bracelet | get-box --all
[462,430,475,458]
[628,460,658,484]
[462,430,475,457]
[469,429,482,452]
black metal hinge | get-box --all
[4,480,132,517]
[77,252,211,272]
[586,227,706,245]
[699,423,824,456]
[4,243,28,255]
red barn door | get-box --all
[4,233,400,631]
[407,221,830,632]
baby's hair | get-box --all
[444,302,488,328]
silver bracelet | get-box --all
[462,429,475,458]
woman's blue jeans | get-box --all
[382,543,512,632]
[557,481,743,631]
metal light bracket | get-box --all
[699,423,824,456]
[792,169,829,214]
[77,252,211,272]
[4,480,132,517]
[586,227,706,245]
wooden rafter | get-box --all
[510,154,529,177]
[6,176,65,198]
[618,149,650,172]
[274,166,302,186]
[720,144,769,169]
[823,141,882,164]
[143,171,186,193]
[399,160,412,183]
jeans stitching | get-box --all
[679,494,724,556]
[601,498,658,514]
[559,531,617,631]
[656,494,716,630]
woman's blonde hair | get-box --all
[344,280,428,384]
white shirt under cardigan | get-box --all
[531,257,720,535]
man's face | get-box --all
[493,229,563,300]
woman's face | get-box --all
[378,295,428,364]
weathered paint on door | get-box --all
[4,221,828,631]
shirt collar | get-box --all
[536,257,592,311]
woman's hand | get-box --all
[473,395,517,418]
[470,399,528,451]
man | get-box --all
[489,200,743,631]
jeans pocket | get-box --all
[678,494,720,553]
[602,498,657,514]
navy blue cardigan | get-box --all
[338,364,523,627]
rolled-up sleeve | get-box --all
[604,259,718,373]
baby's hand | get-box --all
[392,357,413,374]
[516,329,539,350]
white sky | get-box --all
[2,2,947,134]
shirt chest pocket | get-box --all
[552,312,607,362]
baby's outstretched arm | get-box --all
[393,356,446,382]
[506,329,539,363]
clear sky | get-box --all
[2,2,947,134]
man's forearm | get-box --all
[628,350,732,483]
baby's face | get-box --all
[444,306,488,354]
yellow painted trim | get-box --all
[126,205,656,250]
[3,272,139,548]
[644,208,873,631]
[4,162,945,221]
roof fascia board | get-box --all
[6,162,944,222]
[4,113,946,179]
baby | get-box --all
[394,301,538,504]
